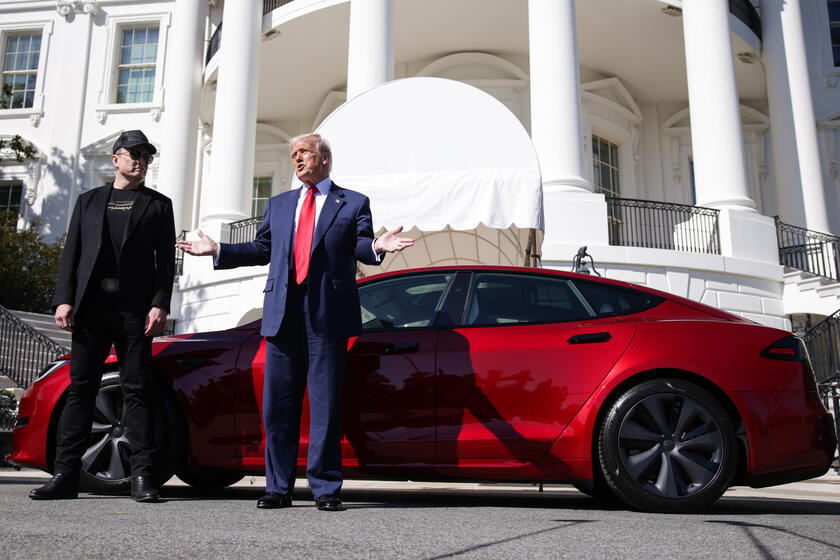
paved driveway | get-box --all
[2,470,839,559]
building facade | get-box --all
[1,0,839,335]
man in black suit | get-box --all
[29,130,175,503]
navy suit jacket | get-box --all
[216,182,381,339]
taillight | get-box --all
[762,336,822,396]
[760,336,805,361]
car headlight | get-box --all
[34,358,70,383]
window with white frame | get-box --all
[115,26,159,104]
[0,181,23,215]
[829,0,840,66]
[252,176,272,217]
[1,32,42,109]
[592,135,621,198]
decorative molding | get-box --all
[95,110,107,124]
[416,52,529,81]
[824,72,839,88]
[25,160,41,205]
[150,107,162,122]
[29,113,43,127]
[670,136,681,183]
[56,1,99,20]
[756,132,768,182]
[631,125,640,167]
[829,162,839,180]
[582,77,643,124]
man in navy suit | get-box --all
[177,134,412,510]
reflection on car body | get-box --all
[8,266,836,512]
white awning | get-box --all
[316,77,543,272]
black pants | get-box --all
[54,299,156,477]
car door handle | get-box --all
[380,342,420,354]
[567,332,612,344]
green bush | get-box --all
[0,213,65,313]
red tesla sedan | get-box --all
[7,266,836,512]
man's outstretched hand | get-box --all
[374,226,414,254]
[175,230,219,257]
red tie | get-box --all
[294,186,317,284]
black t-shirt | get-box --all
[95,187,139,280]
[107,187,138,258]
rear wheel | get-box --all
[598,378,737,512]
[74,372,180,494]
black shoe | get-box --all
[29,472,79,500]
[131,475,160,503]
[257,492,292,509]
[314,494,344,511]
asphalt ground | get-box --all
[1,469,838,559]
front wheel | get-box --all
[598,378,737,512]
[73,372,180,494]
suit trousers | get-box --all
[263,280,347,497]
[54,295,156,477]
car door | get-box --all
[343,271,459,463]
[436,271,639,461]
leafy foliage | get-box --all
[0,213,65,313]
[0,84,37,162]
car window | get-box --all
[571,279,664,317]
[359,273,454,330]
[465,272,594,326]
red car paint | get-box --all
[8,266,836,492]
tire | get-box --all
[598,378,737,512]
[572,472,616,501]
[75,372,180,494]
[177,470,245,490]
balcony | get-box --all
[776,219,840,282]
[206,1,762,67]
[605,197,721,255]
[729,0,762,40]
[229,216,262,244]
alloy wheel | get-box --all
[616,392,724,499]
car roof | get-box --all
[359,265,743,322]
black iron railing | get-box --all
[206,22,222,65]
[803,310,840,465]
[775,218,840,282]
[605,197,721,255]
[804,310,840,386]
[0,305,68,388]
[229,216,262,244]
[729,0,762,40]
[175,230,188,277]
[264,0,296,15]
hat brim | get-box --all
[116,142,157,155]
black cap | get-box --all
[112,130,157,154]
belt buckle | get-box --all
[100,278,119,293]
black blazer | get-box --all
[53,183,176,314]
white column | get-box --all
[157,0,207,231]
[528,0,589,193]
[346,0,394,99]
[682,0,754,212]
[528,0,607,256]
[43,11,93,241]
[199,0,261,229]
[760,0,830,233]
